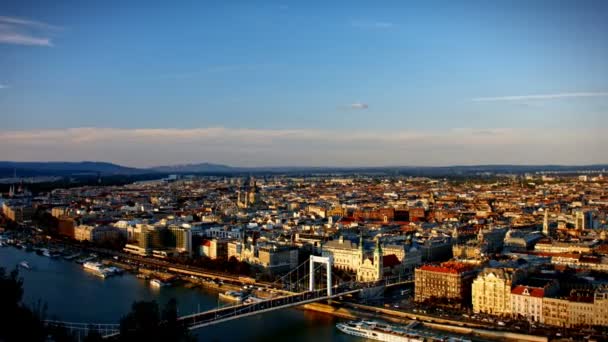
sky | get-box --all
[0,0,607,167]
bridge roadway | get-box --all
[179,286,362,330]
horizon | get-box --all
[2,159,608,170]
[1,1,607,166]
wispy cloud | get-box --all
[472,92,608,102]
[349,102,369,110]
[351,21,394,29]
[0,16,60,47]
[0,84,7,89]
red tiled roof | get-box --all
[511,285,545,298]
[419,262,475,274]
[383,254,400,268]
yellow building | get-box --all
[542,290,608,328]
[321,236,363,272]
[357,240,383,282]
[472,267,522,316]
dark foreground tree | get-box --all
[119,299,194,342]
[0,267,47,342]
[0,267,100,342]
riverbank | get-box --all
[302,301,547,342]
[0,246,354,342]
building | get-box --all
[51,206,67,218]
[503,230,543,252]
[452,241,483,260]
[321,236,363,272]
[383,242,422,273]
[57,217,76,238]
[418,237,452,262]
[2,202,33,222]
[74,225,120,243]
[168,224,193,255]
[510,281,558,323]
[228,239,298,274]
[257,244,298,273]
[472,267,522,316]
[200,238,228,260]
[534,240,593,254]
[574,211,585,231]
[205,226,243,240]
[357,239,383,282]
[414,262,477,307]
[543,290,608,328]
[542,210,550,236]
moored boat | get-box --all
[336,320,471,342]
[150,279,167,287]
[219,291,246,302]
[19,261,31,269]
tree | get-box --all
[0,267,47,342]
[83,327,104,342]
[119,299,193,342]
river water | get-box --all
[0,247,359,342]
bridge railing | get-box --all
[44,320,120,337]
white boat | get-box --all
[83,261,103,272]
[19,261,31,269]
[150,279,167,287]
[243,296,264,305]
[83,262,112,278]
[336,320,468,342]
[219,291,245,302]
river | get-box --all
[0,247,360,341]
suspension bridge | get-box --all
[45,255,412,339]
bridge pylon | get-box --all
[308,255,333,296]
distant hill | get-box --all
[150,162,234,173]
[0,161,144,177]
[1,161,607,178]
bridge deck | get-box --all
[180,287,360,330]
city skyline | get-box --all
[1,1,608,166]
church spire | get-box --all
[374,238,382,255]
[543,210,550,236]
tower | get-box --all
[477,228,484,242]
[373,239,383,280]
[543,210,550,236]
[358,234,365,261]
[575,211,585,231]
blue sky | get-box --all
[1,1,607,166]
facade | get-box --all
[383,243,422,273]
[2,202,33,222]
[74,225,120,242]
[228,240,298,274]
[356,240,383,282]
[510,281,558,323]
[322,236,363,272]
[200,238,228,260]
[543,290,608,328]
[168,224,193,255]
[419,237,452,262]
[414,262,477,307]
[534,240,593,254]
[472,267,522,316]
